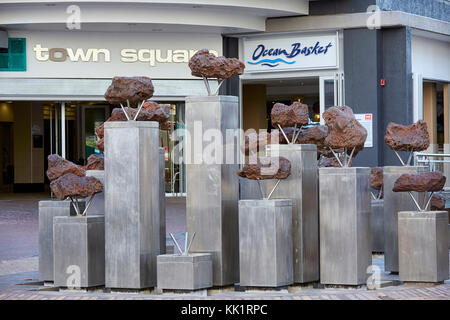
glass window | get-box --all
[0,38,26,71]
[159,102,185,194]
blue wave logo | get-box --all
[248,58,296,68]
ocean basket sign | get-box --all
[243,32,339,73]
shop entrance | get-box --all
[0,99,186,195]
[242,75,344,132]
[0,122,13,192]
[422,82,450,154]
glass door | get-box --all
[319,73,345,124]
[81,105,108,163]
[159,102,186,196]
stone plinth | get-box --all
[238,199,293,287]
[185,96,239,286]
[319,167,371,285]
[398,211,449,283]
[53,215,105,288]
[85,170,104,215]
[104,121,161,289]
[157,253,213,290]
[38,200,83,282]
[371,199,384,253]
[383,166,428,272]
[266,144,319,283]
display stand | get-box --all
[319,167,371,285]
[104,121,161,289]
[239,199,293,287]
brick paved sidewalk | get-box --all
[0,194,449,300]
[0,257,448,300]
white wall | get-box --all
[3,30,223,79]
[412,34,450,82]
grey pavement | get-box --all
[0,193,449,300]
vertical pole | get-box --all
[444,84,450,187]
[55,105,58,155]
[61,102,66,159]
[423,82,437,154]
[50,105,53,155]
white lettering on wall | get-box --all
[34,44,218,67]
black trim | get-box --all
[13,183,45,193]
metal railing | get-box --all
[414,152,450,191]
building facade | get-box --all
[239,0,450,168]
[0,0,310,193]
[0,0,449,193]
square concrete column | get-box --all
[266,144,319,284]
[319,167,371,286]
[159,147,166,254]
[104,121,161,289]
[38,200,83,282]
[157,253,213,290]
[185,96,239,286]
[53,215,105,288]
[239,199,293,287]
[371,199,384,253]
[398,211,449,283]
[85,170,104,215]
[383,166,428,272]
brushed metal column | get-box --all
[371,199,384,253]
[383,166,427,273]
[239,199,293,287]
[319,167,372,285]
[38,200,72,282]
[85,170,105,215]
[53,215,105,288]
[266,144,319,283]
[185,96,239,286]
[104,121,160,289]
[398,211,449,283]
[159,147,166,254]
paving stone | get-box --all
[1,194,450,300]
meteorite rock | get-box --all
[96,138,104,152]
[47,154,86,181]
[371,167,383,191]
[243,131,281,154]
[96,123,105,140]
[142,101,171,123]
[323,106,367,155]
[271,102,310,128]
[189,49,245,79]
[430,193,446,211]
[318,154,352,168]
[50,173,103,201]
[104,76,154,104]
[83,154,104,171]
[296,125,328,147]
[384,120,430,152]
[393,172,446,193]
[237,156,291,180]
[94,102,170,151]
